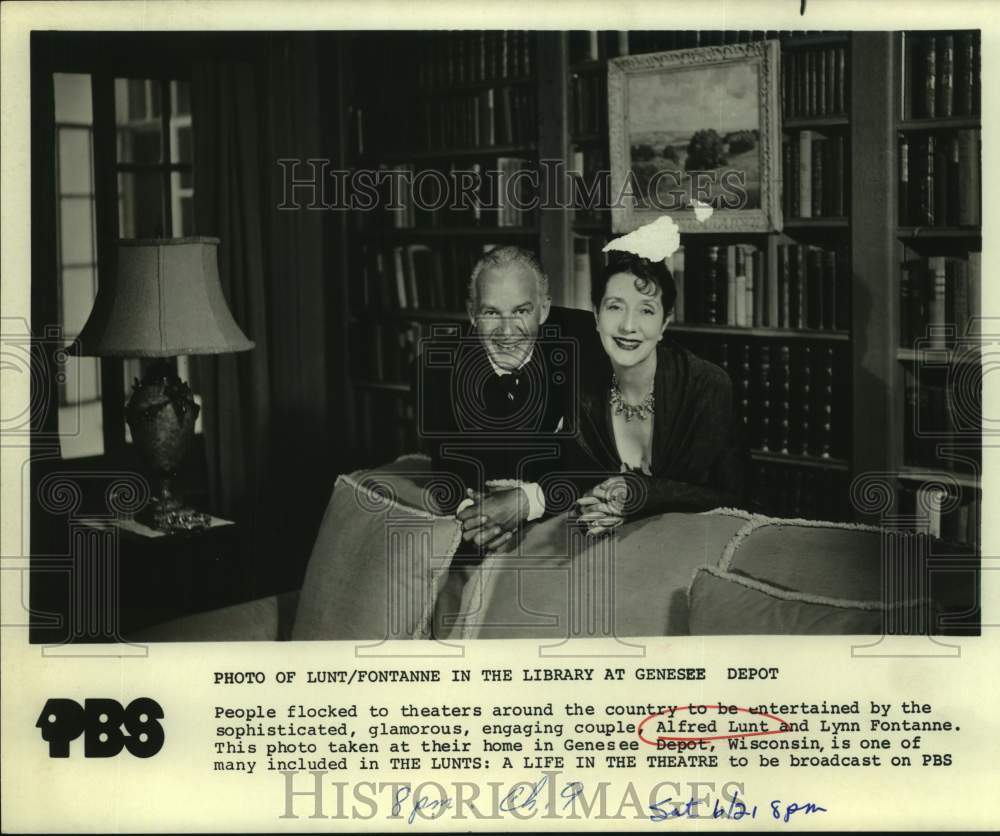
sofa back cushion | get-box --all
[444,510,749,640]
[688,518,933,634]
[292,462,461,641]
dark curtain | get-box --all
[192,34,333,597]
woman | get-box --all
[574,251,746,534]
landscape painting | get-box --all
[627,62,761,210]
[608,41,782,233]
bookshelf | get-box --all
[566,30,855,521]
[339,29,982,540]
[892,30,982,547]
[344,31,543,463]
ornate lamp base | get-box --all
[127,360,209,534]
[136,479,211,533]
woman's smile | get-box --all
[612,335,644,351]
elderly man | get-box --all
[419,245,591,550]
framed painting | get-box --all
[608,40,783,234]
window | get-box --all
[54,73,199,459]
[54,73,103,459]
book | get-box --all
[957,129,981,226]
[830,133,846,217]
[705,245,721,325]
[933,135,949,227]
[957,32,976,116]
[922,35,937,118]
[927,256,948,348]
[735,261,747,328]
[811,135,825,217]
[758,345,772,451]
[726,245,738,326]
[938,34,954,118]
[898,133,910,226]
[799,346,813,455]
[969,251,981,328]
[777,344,791,454]
[797,130,820,218]
[671,247,686,324]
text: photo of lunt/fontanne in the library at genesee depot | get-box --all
[28,29,981,644]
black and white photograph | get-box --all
[2,3,999,833]
[19,26,984,645]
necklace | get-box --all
[610,373,655,422]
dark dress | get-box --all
[568,338,747,517]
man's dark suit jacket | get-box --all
[418,306,600,515]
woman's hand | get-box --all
[575,476,629,536]
[456,487,528,549]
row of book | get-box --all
[413,31,535,90]
[898,483,979,547]
[898,130,981,227]
[678,336,850,460]
[902,31,980,120]
[784,129,848,218]
[368,159,537,230]
[355,242,493,312]
[781,45,849,119]
[676,243,850,331]
[902,364,981,473]
[416,86,537,151]
[900,254,982,349]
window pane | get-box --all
[171,80,191,117]
[58,127,93,194]
[53,73,93,124]
[115,78,163,163]
[118,171,165,238]
[60,266,97,336]
[170,171,194,236]
[61,356,102,406]
[54,71,103,459]
[59,401,104,459]
[173,123,193,165]
[59,197,95,265]
[118,125,162,165]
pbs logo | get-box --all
[36,698,164,758]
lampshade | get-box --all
[75,237,255,357]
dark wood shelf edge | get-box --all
[670,324,850,341]
[750,449,850,471]
[896,226,982,240]
[357,142,538,164]
[896,469,981,490]
[353,380,411,393]
[897,117,981,131]
[783,217,850,229]
[784,115,850,129]
[358,226,540,239]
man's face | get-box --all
[469,264,550,371]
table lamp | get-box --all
[75,237,254,532]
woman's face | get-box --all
[595,272,668,369]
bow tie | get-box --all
[484,371,525,415]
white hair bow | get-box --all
[602,216,682,262]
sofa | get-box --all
[130,455,976,642]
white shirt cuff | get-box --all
[522,482,546,521]
[483,479,546,522]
